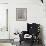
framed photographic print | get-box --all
[16,8,27,21]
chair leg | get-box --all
[30,41,34,46]
[30,39,34,46]
[20,41,21,45]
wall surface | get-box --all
[0,0,8,3]
[9,0,46,46]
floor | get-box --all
[0,39,43,46]
[0,42,43,46]
[19,41,43,46]
[0,43,12,46]
[0,39,15,46]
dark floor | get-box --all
[19,41,43,46]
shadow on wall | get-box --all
[40,25,45,46]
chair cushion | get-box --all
[24,34,32,38]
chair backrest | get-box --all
[27,23,40,35]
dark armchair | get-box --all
[19,23,40,45]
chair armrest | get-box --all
[22,31,28,35]
[19,31,27,41]
[19,34,24,41]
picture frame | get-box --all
[16,8,27,21]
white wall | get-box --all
[9,0,46,46]
[0,0,8,3]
